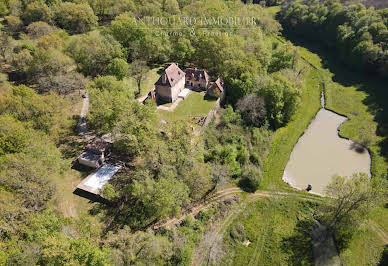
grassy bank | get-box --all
[261,60,322,190]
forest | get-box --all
[0,0,305,264]
[279,0,388,77]
[0,0,386,265]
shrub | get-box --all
[236,93,267,127]
[230,223,246,242]
[53,2,98,34]
[107,58,129,80]
[238,164,262,192]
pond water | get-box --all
[282,92,371,195]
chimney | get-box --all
[162,74,166,84]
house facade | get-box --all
[185,68,210,90]
[154,64,224,104]
[154,63,185,103]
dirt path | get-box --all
[155,187,322,231]
[192,197,254,266]
[77,90,89,136]
[368,220,388,244]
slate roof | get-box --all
[155,63,185,87]
[214,77,224,92]
[185,68,210,83]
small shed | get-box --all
[73,164,120,204]
[77,136,113,168]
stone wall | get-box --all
[201,89,225,130]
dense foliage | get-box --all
[279,0,388,77]
[0,0,310,264]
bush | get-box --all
[236,94,267,127]
[238,164,262,192]
[230,223,246,242]
[107,58,129,80]
[53,2,98,34]
[5,15,22,32]
[26,21,57,39]
[23,2,52,25]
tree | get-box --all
[0,29,12,61]
[110,13,171,63]
[103,227,173,265]
[129,176,189,222]
[66,31,123,76]
[259,73,301,128]
[107,58,129,80]
[112,101,157,157]
[26,21,57,39]
[268,43,294,73]
[161,0,180,15]
[319,173,386,246]
[53,2,98,34]
[0,85,71,136]
[238,164,262,192]
[5,15,22,32]
[0,0,8,17]
[171,37,194,65]
[88,75,135,133]
[236,93,267,127]
[130,60,149,97]
[22,2,52,25]
[37,72,87,95]
[11,46,77,90]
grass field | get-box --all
[340,223,386,266]
[124,67,162,97]
[222,197,315,265]
[158,91,217,122]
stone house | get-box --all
[185,68,210,90]
[154,63,185,103]
[206,77,224,99]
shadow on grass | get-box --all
[281,30,388,177]
[281,219,314,265]
[378,245,388,266]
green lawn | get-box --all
[222,197,315,265]
[124,67,162,97]
[340,224,386,266]
[158,91,217,122]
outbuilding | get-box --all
[73,164,120,204]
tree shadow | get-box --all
[349,142,368,154]
[281,30,388,175]
[281,219,314,265]
[378,245,388,266]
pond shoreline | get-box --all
[282,88,371,195]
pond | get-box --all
[283,92,371,195]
